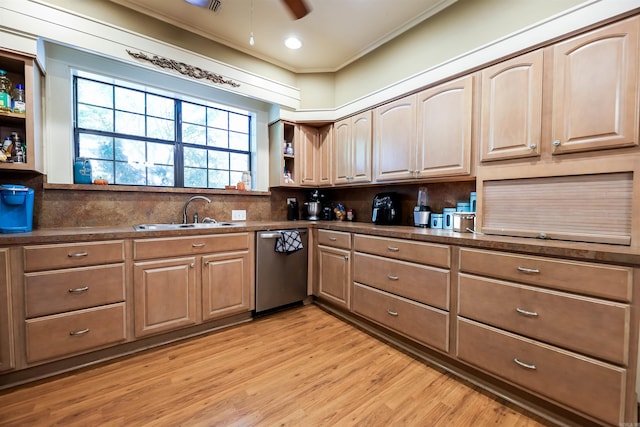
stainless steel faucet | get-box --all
[182,195,211,224]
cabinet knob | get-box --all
[552,140,561,147]
[529,143,537,149]
[204,261,209,266]
[344,255,349,260]
[190,263,195,268]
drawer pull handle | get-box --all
[329,237,337,241]
[192,243,206,248]
[513,358,537,370]
[515,307,538,317]
[69,328,90,336]
[387,309,398,317]
[387,274,399,281]
[68,252,88,258]
[387,246,399,252]
[68,286,89,293]
[517,266,540,274]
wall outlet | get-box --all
[231,210,246,221]
[287,197,297,204]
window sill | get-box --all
[43,183,271,196]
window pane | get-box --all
[148,164,174,186]
[208,128,228,148]
[148,142,174,166]
[90,159,114,183]
[185,167,207,188]
[115,111,145,136]
[183,123,206,145]
[208,169,228,188]
[77,79,113,108]
[184,146,207,168]
[208,150,229,169]
[115,87,144,114]
[229,112,249,133]
[78,134,113,160]
[77,104,113,131]
[147,94,174,119]
[116,162,145,185]
[207,108,228,129]
[115,138,146,163]
[230,153,248,171]
[229,131,249,151]
[230,170,243,186]
[147,117,174,140]
[183,102,206,125]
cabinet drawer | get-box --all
[25,264,125,318]
[25,303,126,364]
[459,248,632,301]
[317,230,351,249]
[134,232,249,260]
[24,241,125,272]
[354,234,450,268]
[354,252,449,310]
[457,318,625,426]
[352,283,448,352]
[458,274,629,365]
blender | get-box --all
[413,187,431,227]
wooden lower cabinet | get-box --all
[0,248,13,372]
[133,257,197,337]
[202,250,252,321]
[317,245,351,309]
[25,303,126,364]
[133,233,253,338]
[353,283,449,352]
[457,318,626,426]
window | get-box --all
[74,74,252,188]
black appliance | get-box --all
[320,206,333,220]
[287,199,299,220]
[372,192,401,225]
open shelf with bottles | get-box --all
[0,49,43,173]
[269,120,298,187]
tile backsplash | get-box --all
[1,172,474,229]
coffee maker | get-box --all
[0,184,34,233]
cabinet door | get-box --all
[298,124,318,186]
[134,257,197,337]
[317,245,350,309]
[374,96,416,182]
[551,16,639,154]
[333,117,351,185]
[416,75,474,178]
[0,249,13,371]
[202,251,252,321]
[350,110,372,183]
[318,124,333,186]
[480,50,543,162]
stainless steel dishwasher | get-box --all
[255,229,308,313]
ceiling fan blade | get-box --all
[282,0,310,20]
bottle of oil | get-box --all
[0,70,12,113]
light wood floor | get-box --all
[0,305,550,426]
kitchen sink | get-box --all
[133,222,241,231]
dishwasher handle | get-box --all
[259,230,307,239]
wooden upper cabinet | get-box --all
[551,16,639,155]
[480,50,543,162]
[318,124,333,186]
[298,124,319,187]
[334,110,372,185]
[416,74,474,178]
[374,95,417,182]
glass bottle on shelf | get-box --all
[11,84,25,114]
[0,70,12,113]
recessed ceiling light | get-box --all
[285,36,302,50]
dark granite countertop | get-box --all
[2,220,639,266]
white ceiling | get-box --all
[108,0,457,73]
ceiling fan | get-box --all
[184,0,310,19]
